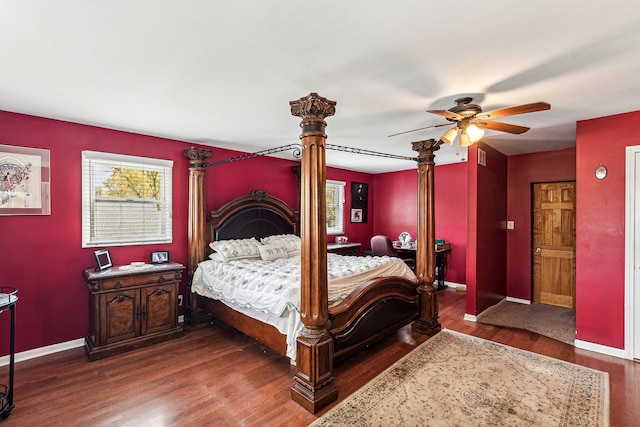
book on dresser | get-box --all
[83,262,185,361]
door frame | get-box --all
[625,145,640,360]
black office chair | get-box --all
[370,235,416,270]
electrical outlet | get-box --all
[177,295,183,306]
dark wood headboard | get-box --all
[205,189,299,252]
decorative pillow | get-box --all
[287,249,301,257]
[208,252,227,262]
[209,238,262,260]
[260,234,301,254]
[258,244,289,261]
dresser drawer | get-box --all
[99,271,177,290]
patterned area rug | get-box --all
[310,330,609,426]
[477,300,576,345]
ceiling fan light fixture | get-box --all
[466,124,484,143]
[459,130,473,147]
[441,127,458,145]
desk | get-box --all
[327,242,361,256]
[396,245,451,290]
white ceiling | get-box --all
[2,1,640,173]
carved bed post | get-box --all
[289,93,338,413]
[183,147,211,325]
[411,139,442,335]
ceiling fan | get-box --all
[389,97,551,147]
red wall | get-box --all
[325,168,375,252]
[0,110,372,356]
[506,148,576,300]
[372,162,468,285]
[575,110,640,349]
[466,143,508,315]
[372,169,418,243]
[434,162,468,284]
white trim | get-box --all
[0,338,84,367]
[443,281,464,290]
[624,146,640,360]
[575,339,627,359]
[463,313,477,322]
[506,296,531,305]
[326,180,346,234]
[82,150,173,168]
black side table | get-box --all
[0,287,17,420]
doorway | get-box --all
[625,146,640,360]
[532,182,577,308]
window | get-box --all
[326,180,345,234]
[82,151,173,247]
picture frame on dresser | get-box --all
[150,250,169,264]
[94,249,112,271]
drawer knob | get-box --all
[158,275,166,283]
[115,281,122,288]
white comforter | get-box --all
[191,253,416,358]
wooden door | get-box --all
[532,182,576,308]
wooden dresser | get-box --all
[83,262,185,361]
[327,242,361,256]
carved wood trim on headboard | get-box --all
[204,189,300,251]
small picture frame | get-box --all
[150,250,169,264]
[94,249,113,271]
[350,208,363,223]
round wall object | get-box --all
[595,164,607,180]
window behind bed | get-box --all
[326,180,345,234]
[81,151,173,247]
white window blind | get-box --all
[326,180,345,234]
[82,151,173,247]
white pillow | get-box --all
[208,252,227,262]
[209,238,262,260]
[258,244,289,261]
[260,234,301,253]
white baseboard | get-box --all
[575,339,627,359]
[1,316,186,367]
[463,313,477,322]
[0,338,85,367]
[506,296,531,305]
[443,281,465,291]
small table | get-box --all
[0,287,18,420]
[327,242,361,256]
[396,245,451,290]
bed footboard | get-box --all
[329,277,420,362]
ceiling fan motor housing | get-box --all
[449,97,482,118]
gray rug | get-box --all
[477,300,576,345]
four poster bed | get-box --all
[184,93,442,413]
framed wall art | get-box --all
[350,182,368,223]
[0,144,51,215]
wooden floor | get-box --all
[2,288,638,426]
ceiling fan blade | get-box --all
[477,120,530,134]
[426,109,464,120]
[388,122,451,137]
[477,102,550,120]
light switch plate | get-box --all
[506,221,514,230]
